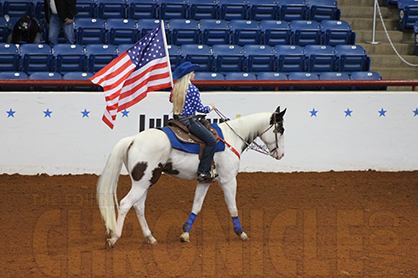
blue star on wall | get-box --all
[413,108,418,117]
[310,108,318,117]
[81,109,90,118]
[378,108,387,117]
[344,108,353,117]
[43,108,53,118]
[7,108,16,118]
[121,109,130,117]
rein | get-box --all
[214,108,279,157]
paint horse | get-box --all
[97,106,286,246]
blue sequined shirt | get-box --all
[178,84,211,116]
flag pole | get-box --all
[160,20,174,88]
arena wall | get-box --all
[1,91,417,175]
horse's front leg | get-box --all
[220,179,248,241]
[180,182,210,242]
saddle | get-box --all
[167,117,219,160]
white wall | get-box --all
[1,91,417,175]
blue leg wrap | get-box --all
[183,213,196,233]
[232,216,243,236]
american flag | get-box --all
[90,21,172,129]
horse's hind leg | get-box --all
[133,189,157,244]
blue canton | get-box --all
[179,84,211,116]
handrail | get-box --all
[0,79,417,90]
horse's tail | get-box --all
[97,136,134,234]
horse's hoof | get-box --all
[107,238,116,248]
[180,232,190,242]
[147,236,158,245]
[240,232,248,241]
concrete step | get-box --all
[344,18,399,31]
[359,42,416,55]
[371,67,418,79]
[338,0,376,6]
[355,30,414,44]
[340,6,394,18]
[369,54,418,67]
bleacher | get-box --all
[0,0,385,91]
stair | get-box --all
[338,0,418,90]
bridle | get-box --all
[214,108,284,157]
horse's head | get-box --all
[260,106,286,160]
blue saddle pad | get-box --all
[158,123,225,154]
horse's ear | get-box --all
[276,108,287,121]
[275,106,281,113]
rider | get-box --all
[170,62,217,182]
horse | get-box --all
[97,106,286,247]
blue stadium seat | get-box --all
[167,44,182,70]
[137,19,162,38]
[260,20,291,45]
[0,43,19,71]
[33,0,46,19]
[75,18,107,44]
[74,0,97,18]
[230,19,262,45]
[225,72,257,90]
[243,44,275,72]
[398,0,418,30]
[63,71,97,91]
[19,43,54,73]
[257,71,287,91]
[180,44,214,71]
[200,19,231,45]
[274,44,305,72]
[335,44,370,72]
[278,0,307,21]
[0,17,11,42]
[53,44,87,73]
[248,0,280,21]
[116,43,133,54]
[319,71,350,90]
[1,0,33,18]
[106,18,139,45]
[218,0,249,20]
[320,20,355,46]
[414,21,418,54]
[96,0,128,19]
[306,0,340,21]
[167,19,200,45]
[29,72,63,91]
[127,0,158,19]
[194,72,225,91]
[288,72,319,90]
[290,20,321,46]
[212,44,245,72]
[305,44,337,72]
[85,44,118,73]
[350,71,385,90]
[0,71,28,91]
[188,0,218,20]
[160,0,189,20]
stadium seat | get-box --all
[0,17,11,42]
[137,19,163,38]
[218,0,249,20]
[96,0,128,19]
[33,0,46,19]
[53,44,87,73]
[188,0,219,20]
[414,21,418,54]
[63,72,97,91]
[230,19,262,45]
[335,44,370,72]
[278,0,307,21]
[225,72,257,90]
[320,20,355,46]
[180,44,214,71]
[290,20,321,46]
[29,72,63,91]
[127,0,159,19]
[167,19,200,45]
[1,0,33,18]
[74,0,97,18]
[212,44,245,72]
[319,71,350,90]
[248,0,280,21]
[0,71,28,91]
[257,72,287,91]
[194,72,225,91]
[85,44,118,73]
[167,44,182,70]
[398,0,418,30]
[75,18,107,45]
[274,44,306,72]
[0,43,19,71]
[306,0,340,21]
[350,71,385,90]
[288,72,319,90]
[200,19,231,45]
[106,18,139,45]
[19,43,54,73]
[243,44,275,72]
[160,0,189,20]
[260,20,291,45]
[305,44,337,72]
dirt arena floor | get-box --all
[0,171,417,277]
